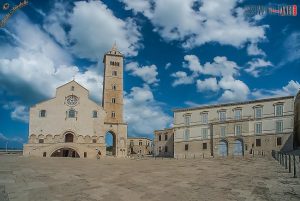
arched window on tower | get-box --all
[112,84,117,91]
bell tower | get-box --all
[102,43,124,124]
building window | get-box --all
[275,104,283,117]
[159,135,161,141]
[71,86,74,91]
[219,111,226,122]
[84,152,87,158]
[164,146,168,153]
[184,129,190,141]
[235,124,242,136]
[43,152,46,157]
[276,121,283,133]
[68,109,76,118]
[220,126,226,137]
[185,144,189,151]
[112,98,116,103]
[39,139,44,143]
[234,109,242,120]
[111,111,116,118]
[112,71,117,76]
[92,139,97,143]
[256,139,261,147]
[130,140,134,146]
[139,141,142,146]
[255,122,262,134]
[112,84,117,91]
[202,128,208,139]
[201,112,208,124]
[92,111,98,118]
[65,133,74,143]
[164,134,168,141]
[277,137,282,146]
[203,143,207,150]
[254,107,263,119]
[184,115,191,126]
[40,110,46,117]
[159,146,162,152]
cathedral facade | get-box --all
[23,45,127,158]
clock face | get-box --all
[66,95,79,106]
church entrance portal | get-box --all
[105,131,116,156]
[51,148,80,158]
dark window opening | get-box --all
[40,110,46,117]
[39,139,44,143]
[185,144,189,151]
[159,135,161,141]
[165,134,168,141]
[256,139,261,147]
[65,133,74,143]
[277,137,282,146]
[92,139,97,143]
[165,146,168,153]
[84,152,87,158]
[43,152,46,157]
[203,143,207,150]
[93,111,98,118]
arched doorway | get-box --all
[65,133,74,143]
[105,131,116,156]
[233,139,244,156]
[218,140,228,157]
[51,148,80,158]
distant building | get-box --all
[23,45,128,159]
[154,128,174,157]
[127,137,152,155]
[295,91,300,148]
[173,95,298,159]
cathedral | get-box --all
[23,45,128,158]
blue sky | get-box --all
[0,0,299,148]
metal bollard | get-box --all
[289,155,291,173]
[285,154,288,169]
[293,155,297,178]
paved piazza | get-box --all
[0,155,300,201]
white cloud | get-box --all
[171,71,195,86]
[165,62,171,70]
[279,32,300,66]
[218,77,250,102]
[172,54,249,102]
[121,0,266,49]
[0,15,103,105]
[3,102,29,123]
[245,58,273,77]
[66,1,141,61]
[252,80,300,99]
[196,77,219,92]
[126,62,159,85]
[247,42,266,56]
[124,85,172,137]
[120,0,152,17]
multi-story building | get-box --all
[154,128,174,157]
[173,95,297,159]
[127,137,152,155]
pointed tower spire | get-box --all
[111,41,117,51]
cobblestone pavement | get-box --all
[0,155,299,201]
